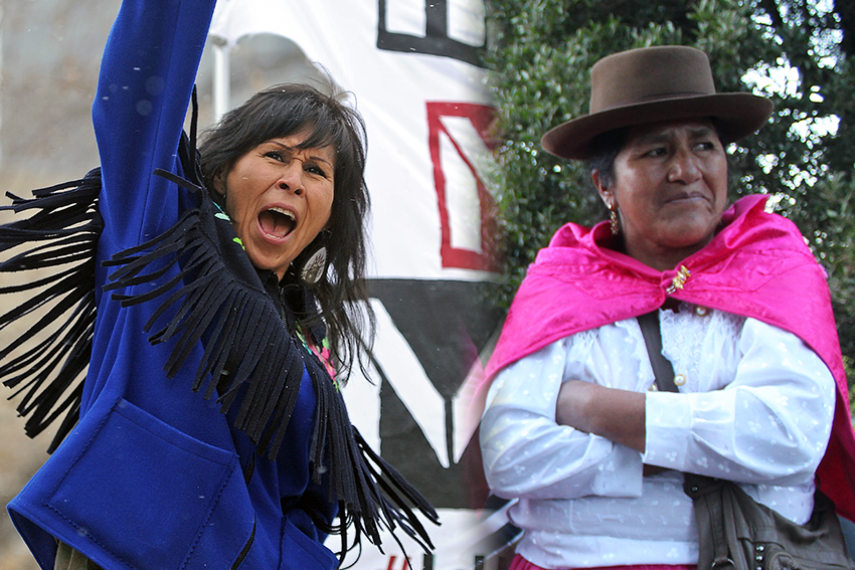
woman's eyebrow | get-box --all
[309,155,334,168]
[269,140,333,168]
[270,141,295,150]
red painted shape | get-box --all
[426,102,498,272]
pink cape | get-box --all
[483,194,855,520]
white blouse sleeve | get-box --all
[644,318,836,486]
[480,338,643,500]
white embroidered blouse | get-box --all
[480,304,836,569]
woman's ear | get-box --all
[591,170,612,207]
[212,171,226,198]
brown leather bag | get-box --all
[684,472,855,570]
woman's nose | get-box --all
[277,161,304,196]
[667,149,701,183]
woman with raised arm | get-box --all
[480,46,855,570]
[1,1,436,568]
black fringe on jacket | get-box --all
[0,170,103,453]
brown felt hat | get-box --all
[541,45,774,160]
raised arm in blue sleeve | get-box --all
[94,0,216,256]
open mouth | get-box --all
[258,207,296,238]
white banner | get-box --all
[210,1,513,569]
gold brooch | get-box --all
[667,265,691,294]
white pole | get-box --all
[212,36,230,123]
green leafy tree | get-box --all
[486,0,855,375]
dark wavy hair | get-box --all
[198,83,374,378]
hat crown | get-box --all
[589,46,716,114]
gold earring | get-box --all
[608,202,620,236]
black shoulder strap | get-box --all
[636,311,679,392]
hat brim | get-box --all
[541,93,774,160]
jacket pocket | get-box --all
[280,518,338,570]
[47,398,251,570]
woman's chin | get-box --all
[659,216,721,250]
[244,245,294,280]
[238,226,297,274]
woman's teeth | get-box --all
[268,207,295,222]
[259,207,296,237]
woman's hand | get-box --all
[555,380,647,453]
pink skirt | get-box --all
[508,555,697,570]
